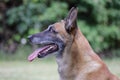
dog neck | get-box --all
[56,29,101,80]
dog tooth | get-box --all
[46,47,53,51]
[50,46,53,48]
[45,49,49,52]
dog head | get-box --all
[28,7,78,61]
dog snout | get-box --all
[27,35,33,42]
[27,35,41,44]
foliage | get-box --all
[76,0,120,53]
[78,21,120,52]
[0,0,120,55]
[6,0,68,41]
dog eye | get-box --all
[49,26,57,33]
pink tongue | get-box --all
[28,46,49,62]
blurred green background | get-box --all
[0,0,120,80]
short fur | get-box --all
[28,7,120,80]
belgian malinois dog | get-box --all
[28,7,120,80]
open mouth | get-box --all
[28,43,58,62]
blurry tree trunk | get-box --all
[0,0,22,53]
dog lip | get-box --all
[37,41,57,48]
[40,41,55,45]
[33,41,55,45]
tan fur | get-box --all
[53,21,120,80]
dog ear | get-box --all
[64,7,78,34]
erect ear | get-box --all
[64,7,78,34]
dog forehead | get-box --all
[53,20,66,32]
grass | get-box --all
[0,46,120,80]
[104,58,120,77]
[0,58,120,80]
[0,58,59,80]
[0,45,32,61]
[0,45,59,80]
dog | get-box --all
[28,7,120,80]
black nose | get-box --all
[27,35,33,42]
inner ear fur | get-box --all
[64,7,78,34]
